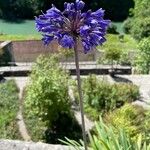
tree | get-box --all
[123,0,150,40]
[134,37,150,74]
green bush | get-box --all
[105,104,150,143]
[73,74,140,119]
[62,117,150,150]
[24,54,82,143]
[0,80,20,139]
[84,75,139,111]
[119,51,133,66]
[104,45,122,68]
[134,37,150,74]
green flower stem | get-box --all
[74,37,88,150]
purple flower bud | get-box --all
[80,25,90,37]
[76,0,85,10]
[59,35,74,49]
[91,8,105,18]
[42,35,54,45]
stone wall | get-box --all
[0,140,76,150]
[0,40,136,63]
[11,40,99,62]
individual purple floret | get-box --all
[35,0,110,53]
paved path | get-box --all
[68,86,94,132]
[6,77,31,141]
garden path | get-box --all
[68,86,94,132]
[6,77,31,141]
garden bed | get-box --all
[0,80,21,139]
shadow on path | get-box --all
[112,75,133,83]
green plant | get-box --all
[24,54,82,143]
[130,17,150,41]
[134,37,150,74]
[104,45,122,70]
[61,117,150,150]
[123,0,150,40]
[105,104,150,143]
[25,54,70,125]
[119,51,133,65]
[0,80,20,139]
[80,75,139,114]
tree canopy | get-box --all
[0,0,134,21]
[124,0,150,40]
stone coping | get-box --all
[0,140,77,150]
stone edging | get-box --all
[0,140,75,150]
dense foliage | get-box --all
[73,74,140,115]
[0,0,44,19]
[123,0,150,40]
[63,117,150,150]
[24,55,82,143]
[0,80,20,139]
[105,104,150,143]
[134,38,150,74]
[0,0,134,21]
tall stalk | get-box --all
[74,37,88,150]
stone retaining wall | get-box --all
[0,140,76,150]
[0,40,136,63]
[10,40,99,62]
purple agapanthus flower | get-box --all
[35,0,110,53]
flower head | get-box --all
[35,0,110,53]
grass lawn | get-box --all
[99,34,137,51]
[0,34,137,51]
[0,80,21,139]
[0,34,41,41]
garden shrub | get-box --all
[105,104,150,143]
[24,54,82,143]
[119,51,133,66]
[0,80,20,139]
[63,117,150,150]
[98,44,122,67]
[73,74,140,119]
[84,75,139,111]
[134,37,150,74]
